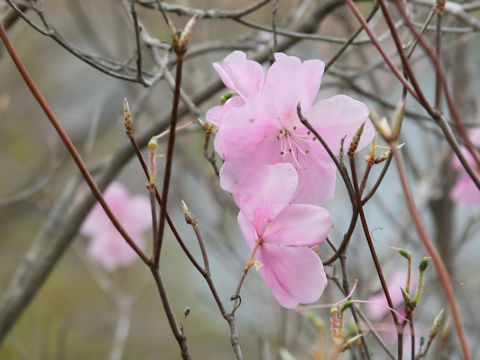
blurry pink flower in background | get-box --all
[80,182,151,271]
[210,52,375,205]
[450,127,480,207]
[236,163,332,308]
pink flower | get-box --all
[236,163,332,308]
[80,182,151,271]
[450,127,480,207]
[210,52,375,204]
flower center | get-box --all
[276,126,314,169]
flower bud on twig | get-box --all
[220,91,235,105]
[124,97,133,137]
[413,257,429,304]
[182,200,192,224]
[348,122,365,157]
[399,248,411,260]
[391,99,406,140]
[148,136,158,183]
[174,15,198,55]
[369,109,392,140]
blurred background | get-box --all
[1,0,480,359]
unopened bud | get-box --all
[182,200,192,223]
[124,98,133,137]
[399,248,411,260]
[391,100,406,139]
[370,109,392,140]
[348,122,365,157]
[148,136,158,150]
[220,91,235,105]
[413,257,429,304]
[419,257,429,272]
[436,0,445,14]
[330,304,339,315]
[175,15,198,54]
[431,309,444,335]
[371,136,377,157]
[401,287,411,302]
[374,151,391,164]
[341,300,354,312]
[168,20,179,44]
[341,333,362,351]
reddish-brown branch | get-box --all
[155,55,184,267]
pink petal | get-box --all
[297,59,325,110]
[293,146,337,204]
[80,182,129,236]
[214,93,280,160]
[450,175,480,207]
[124,195,152,232]
[263,53,324,120]
[205,96,244,127]
[237,210,259,250]
[255,244,327,308]
[262,204,332,247]
[213,50,264,100]
[233,163,299,234]
[470,127,480,145]
[305,95,373,154]
[87,231,144,271]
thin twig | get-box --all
[349,158,399,325]
[155,54,184,266]
[130,0,149,86]
[361,153,393,205]
[150,268,190,359]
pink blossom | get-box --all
[450,127,480,207]
[206,51,264,126]
[80,182,151,271]
[211,52,375,204]
[236,163,332,308]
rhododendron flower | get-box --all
[210,51,375,204]
[81,182,151,271]
[450,127,480,207]
[236,163,332,308]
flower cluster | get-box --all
[450,127,480,207]
[207,51,374,308]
